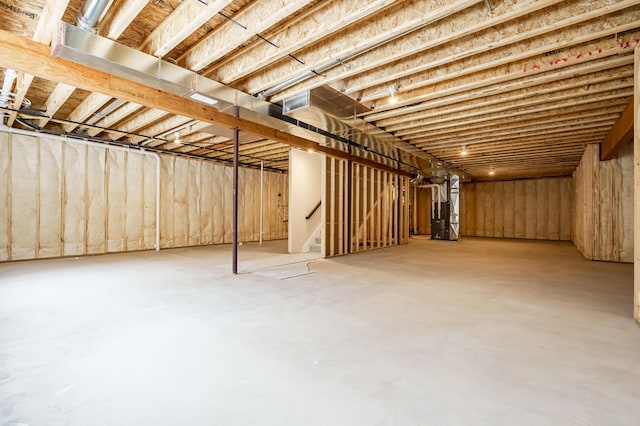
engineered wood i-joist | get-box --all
[0,29,407,176]
[180,0,312,71]
[210,0,398,84]
[241,0,480,96]
[380,66,635,130]
[140,0,233,57]
[344,0,633,97]
[368,55,635,123]
[100,0,151,40]
[276,0,566,101]
[358,7,640,104]
[366,50,637,126]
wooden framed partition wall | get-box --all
[323,157,410,258]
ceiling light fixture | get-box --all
[461,144,468,156]
[189,92,219,106]
[488,167,495,176]
[175,131,181,144]
[388,84,398,104]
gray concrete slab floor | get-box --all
[0,237,639,425]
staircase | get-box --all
[309,232,322,253]
[307,226,322,253]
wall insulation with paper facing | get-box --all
[0,131,288,261]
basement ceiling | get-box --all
[0,0,637,179]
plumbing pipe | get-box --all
[260,160,264,246]
[0,68,17,124]
[141,148,162,252]
[0,125,162,252]
[77,0,112,32]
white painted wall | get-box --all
[288,149,322,253]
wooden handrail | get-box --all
[306,201,322,220]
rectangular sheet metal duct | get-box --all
[51,22,461,178]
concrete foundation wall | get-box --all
[0,131,288,262]
[572,142,633,263]
[461,177,572,241]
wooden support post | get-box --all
[634,46,640,323]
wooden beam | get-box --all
[140,0,233,57]
[0,29,408,176]
[57,0,147,131]
[179,0,313,71]
[6,0,70,127]
[100,0,150,40]
[600,97,634,160]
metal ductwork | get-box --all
[282,85,459,178]
[77,0,111,32]
[51,22,464,178]
[0,68,17,124]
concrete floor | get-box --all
[1,237,638,425]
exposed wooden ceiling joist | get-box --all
[1,0,638,180]
[0,29,407,176]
